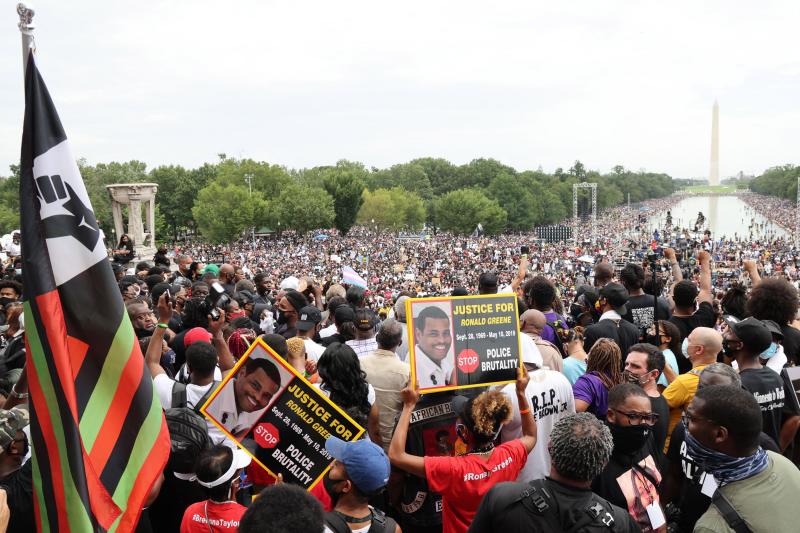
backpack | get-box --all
[325,507,397,533]
[508,478,626,532]
[164,381,219,474]
[545,318,570,357]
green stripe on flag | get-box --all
[25,303,94,532]
[108,392,165,533]
[80,313,135,453]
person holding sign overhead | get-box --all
[414,305,455,389]
[389,368,537,533]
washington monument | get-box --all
[709,100,720,186]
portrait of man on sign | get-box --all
[413,304,455,389]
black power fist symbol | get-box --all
[36,174,100,251]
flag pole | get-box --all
[17,2,36,72]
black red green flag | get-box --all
[20,50,170,532]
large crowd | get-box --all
[1,191,800,532]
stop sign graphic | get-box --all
[457,349,479,373]
[254,422,280,449]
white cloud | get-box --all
[0,0,798,179]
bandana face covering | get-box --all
[684,430,768,486]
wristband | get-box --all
[10,387,28,399]
[519,407,531,415]
[156,323,169,329]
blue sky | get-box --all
[1,1,798,180]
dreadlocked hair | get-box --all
[467,390,512,443]
[586,338,623,390]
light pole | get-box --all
[244,174,255,245]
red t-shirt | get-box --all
[425,439,528,533]
[180,500,247,533]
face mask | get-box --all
[228,311,246,321]
[0,297,14,309]
[322,472,345,506]
[684,429,768,485]
[681,338,691,359]
[721,339,739,357]
[761,342,779,360]
[608,422,651,455]
[275,309,287,325]
[624,370,649,386]
[645,333,660,346]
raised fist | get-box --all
[36,174,100,251]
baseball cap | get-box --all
[279,276,300,291]
[726,316,772,354]
[599,283,629,315]
[334,305,355,324]
[761,319,784,340]
[195,448,251,488]
[296,305,322,330]
[283,289,308,313]
[0,406,28,451]
[184,327,213,348]
[354,308,375,331]
[202,264,220,277]
[325,437,390,494]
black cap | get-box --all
[334,305,355,324]
[354,308,376,331]
[283,289,308,313]
[451,395,470,420]
[599,283,629,315]
[452,287,469,297]
[762,319,784,340]
[726,316,773,354]
[296,305,322,330]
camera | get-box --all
[199,282,230,321]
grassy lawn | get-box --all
[682,184,737,193]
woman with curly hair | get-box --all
[746,277,800,365]
[315,342,381,445]
[389,369,537,533]
[573,338,624,421]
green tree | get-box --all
[456,158,517,190]
[357,188,426,230]
[323,165,365,235]
[150,164,212,240]
[275,184,335,234]
[434,189,507,235]
[487,173,538,231]
[215,158,292,199]
[192,183,265,242]
[409,157,460,196]
[79,160,149,239]
[371,163,433,199]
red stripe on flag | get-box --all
[25,347,71,533]
[36,292,80,421]
[88,345,139,471]
[67,335,89,382]
[83,458,118,530]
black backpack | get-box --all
[325,507,397,533]
[164,381,218,474]
[508,479,626,532]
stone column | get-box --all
[106,183,159,260]
[111,200,124,244]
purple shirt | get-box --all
[541,311,567,345]
[572,371,609,420]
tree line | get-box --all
[0,156,675,242]
[748,164,800,202]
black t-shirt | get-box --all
[668,301,716,343]
[591,434,664,532]
[666,421,780,533]
[0,461,35,533]
[780,324,800,366]
[468,478,639,533]
[740,367,800,446]
[623,295,672,337]
[395,394,458,529]
[649,395,670,461]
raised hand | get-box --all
[36,174,100,250]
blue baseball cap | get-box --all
[325,436,390,494]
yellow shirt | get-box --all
[662,364,708,452]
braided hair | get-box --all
[586,338,623,390]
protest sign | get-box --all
[201,339,364,489]
[406,293,522,393]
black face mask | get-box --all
[608,422,650,455]
[275,309,288,325]
[323,472,345,506]
[644,333,660,346]
[721,339,740,357]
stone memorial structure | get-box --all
[106,183,158,260]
